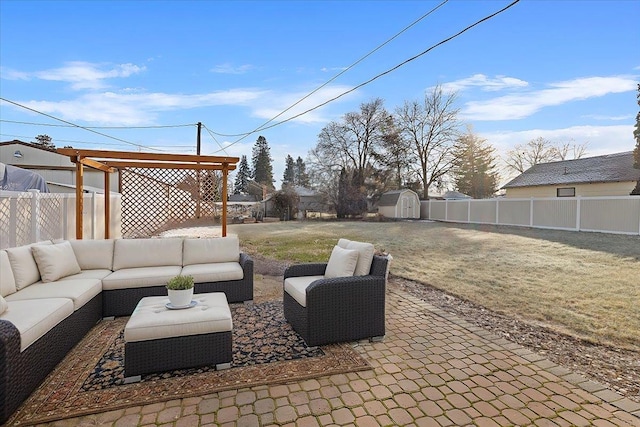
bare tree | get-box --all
[395,85,462,199]
[506,137,588,173]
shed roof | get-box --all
[378,189,418,206]
[502,151,639,188]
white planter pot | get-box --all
[167,288,194,307]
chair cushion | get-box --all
[0,294,7,315]
[102,266,183,290]
[5,278,102,311]
[0,250,17,297]
[338,239,375,276]
[57,269,113,281]
[0,298,74,351]
[284,275,324,307]
[69,239,115,270]
[5,241,51,290]
[31,241,82,283]
[180,262,244,283]
[324,245,358,279]
[183,236,240,265]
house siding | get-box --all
[504,181,637,198]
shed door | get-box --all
[401,195,413,218]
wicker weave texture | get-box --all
[125,331,232,377]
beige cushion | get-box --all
[102,266,182,290]
[324,245,358,279]
[69,239,115,270]
[124,292,232,342]
[6,241,51,290]
[57,269,113,281]
[181,262,244,283]
[32,241,81,283]
[0,298,74,351]
[284,275,324,307]
[0,250,17,297]
[0,294,7,315]
[337,238,375,276]
[112,238,183,270]
[182,236,240,265]
[5,278,101,311]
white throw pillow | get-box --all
[324,245,359,279]
[32,241,81,283]
[337,239,375,276]
[0,294,7,315]
[6,242,51,290]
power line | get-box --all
[201,124,231,156]
[207,0,449,139]
[210,0,520,154]
[0,133,193,148]
[0,119,195,129]
[0,97,167,152]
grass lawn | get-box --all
[229,220,640,351]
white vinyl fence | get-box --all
[421,196,640,235]
[0,190,122,249]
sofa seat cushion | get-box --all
[102,266,182,290]
[69,239,115,270]
[4,279,102,311]
[58,269,113,281]
[283,275,324,308]
[181,262,244,284]
[0,298,74,351]
[0,250,17,297]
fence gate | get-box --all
[120,167,223,238]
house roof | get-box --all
[0,139,58,154]
[502,151,639,189]
[442,190,471,200]
[378,189,418,206]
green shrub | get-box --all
[166,275,194,290]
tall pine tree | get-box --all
[251,136,274,190]
[452,129,499,199]
[295,156,310,187]
[233,155,250,194]
[282,155,295,188]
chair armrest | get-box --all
[239,252,254,277]
[306,275,385,300]
[284,263,327,279]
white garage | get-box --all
[377,189,420,219]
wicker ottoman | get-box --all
[123,292,233,383]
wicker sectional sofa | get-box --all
[0,236,253,424]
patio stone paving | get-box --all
[34,286,640,426]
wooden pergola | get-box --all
[57,148,238,239]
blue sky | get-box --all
[1,0,638,187]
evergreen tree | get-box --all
[251,136,274,190]
[295,156,310,187]
[631,84,640,195]
[452,129,500,199]
[32,134,55,150]
[336,167,367,218]
[282,155,295,188]
[233,155,250,194]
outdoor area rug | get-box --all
[8,300,371,426]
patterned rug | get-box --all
[8,300,371,426]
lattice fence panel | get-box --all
[0,197,11,249]
[121,168,224,238]
[37,194,65,242]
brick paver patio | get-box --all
[35,286,640,426]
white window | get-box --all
[556,187,575,197]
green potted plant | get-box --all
[166,275,195,308]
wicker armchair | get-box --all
[283,254,388,346]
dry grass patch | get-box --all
[229,220,640,351]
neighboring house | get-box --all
[441,190,471,200]
[0,140,120,192]
[377,189,420,219]
[502,151,640,198]
[261,186,326,219]
[229,194,260,203]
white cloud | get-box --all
[462,75,637,121]
[582,114,633,121]
[440,74,529,93]
[210,63,254,74]
[0,66,30,80]
[33,61,145,90]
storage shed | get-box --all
[377,189,420,219]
